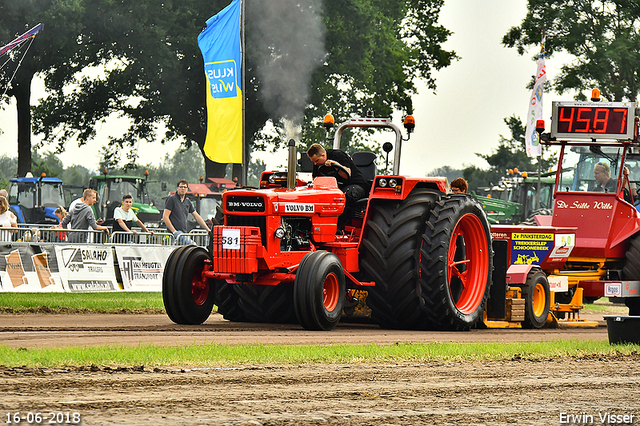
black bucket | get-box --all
[604,315,640,345]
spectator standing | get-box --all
[113,194,154,237]
[163,180,210,245]
[54,206,69,241]
[61,189,109,243]
[0,195,17,242]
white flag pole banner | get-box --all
[525,36,547,158]
[0,244,65,292]
[55,245,120,292]
[114,246,174,291]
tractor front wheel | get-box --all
[163,245,215,325]
[294,251,345,331]
[520,268,550,329]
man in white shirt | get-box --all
[113,194,154,239]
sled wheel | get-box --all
[162,245,191,324]
[165,245,215,325]
[294,251,345,331]
[419,195,493,330]
[521,269,550,329]
[359,189,440,329]
[235,283,296,323]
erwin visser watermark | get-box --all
[560,412,637,424]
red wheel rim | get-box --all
[323,272,339,311]
[447,213,489,314]
[191,264,209,306]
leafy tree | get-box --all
[503,0,640,101]
[0,0,103,176]
[463,116,556,192]
[426,165,465,185]
[3,0,455,179]
[31,150,64,178]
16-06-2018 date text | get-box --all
[5,412,81,424]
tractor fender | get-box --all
[11,206,24,224]
[506,264,538,285]
[610,217,640,249]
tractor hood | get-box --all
[223,176,345,217]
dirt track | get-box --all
[1,312,638,425]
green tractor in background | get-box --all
[476,169,555,225]
[89,170,166,229]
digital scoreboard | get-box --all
[550,101,636,140]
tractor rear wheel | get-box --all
[359,189,439,329]
[163,245,215,325]
[520,268,550,329]
[235,283,297,323]
[418,195,493,330]
[622,233,640,315]
[215,283,248,322]
[294,251,345,331]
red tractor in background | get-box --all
[163,115,494,331]
[485,95,640,328]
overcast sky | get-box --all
[0,0,574,177]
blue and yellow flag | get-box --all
[197,0,242,164]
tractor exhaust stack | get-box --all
[287,139,297,190]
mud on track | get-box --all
[1,313,638,425]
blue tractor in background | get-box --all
[8,175,66,224]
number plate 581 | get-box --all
[221,228,241,250]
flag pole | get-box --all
[535,29,545,211]
[241,0,247,186]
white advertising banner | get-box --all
[54,245,120,292]
[114,246,174,292]
[0,244,65,292]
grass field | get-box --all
[0,292,165,314]
[0,293,637,368]
[0,340,638,368]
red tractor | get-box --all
[163,115,494,331]
[485,95,640,328]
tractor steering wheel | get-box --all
[319,161,349,177]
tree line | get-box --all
[3,1,639,190]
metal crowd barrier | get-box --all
[0,224,210,247]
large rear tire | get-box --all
[418,195,493,330]
[163,246,215,325]
[359,189,439,329]
[235,283,297,323]
[520,268,550,329]
[621,233,640,315]
[294,251,345,331]
[215,283,248,322]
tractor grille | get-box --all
[226,215,267,247]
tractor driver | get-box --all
[307,143,368,207]
[593,162,617,193]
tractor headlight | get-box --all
[378,178,388,188]
[275,227,286,239]
[388,178,398,188]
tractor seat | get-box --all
[352,151,377,193]
[298,153,315,173]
